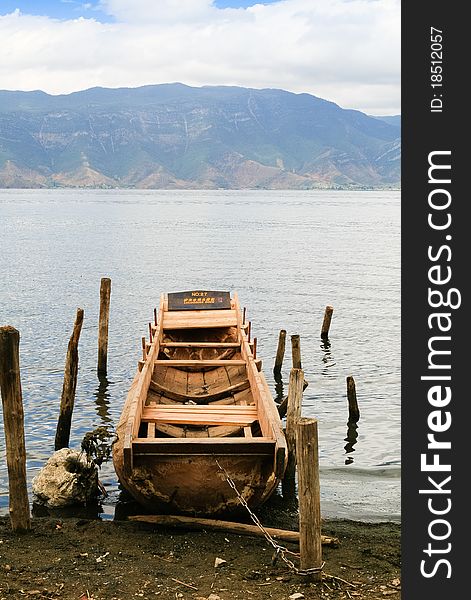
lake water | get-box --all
[0,189,400,523]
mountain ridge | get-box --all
[0,83,400,189]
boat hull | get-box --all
[113,449,278,515]
[112,371,281,515]
[112,291,287,516]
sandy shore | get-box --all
[0,498,400,600]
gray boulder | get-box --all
[32,448,99,507]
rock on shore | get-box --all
[32,448,99,507]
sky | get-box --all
[0,0,400,115]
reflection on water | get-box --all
[274,372,284,403]
[0,189,400,522]
[344,420,359,464]
[94,375,113,426]
[320,339,336,374]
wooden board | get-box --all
[163,310,238,330]
[160,342,240,348]
[149,377,250,403]
[132,437,275,456]
[142,405,258,426]
[154,359,246,367]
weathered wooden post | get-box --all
[273,329,286,376]
[296,417,322,581]
[55,308,84,451]
[290,334,301,369]
[97,277,111,375]
[347,375,360,422]
[282,367,304,500]
[0,326,31,532]
[320,305,334,339]
[141,336,147,362]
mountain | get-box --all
[0,84,400,189]
[374,115,401,129]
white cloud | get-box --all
[100,0,215,22]
[0,0,400,114]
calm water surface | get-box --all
[0,189,400,522]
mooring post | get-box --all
[97,277,111,375]
[282,367,304,500]
[141,336,147,362]
[296,417,322,581]
[0,326,31,532]
[273,329,286,376]
[320,305,334,339]
[347,375,360,422]
[55,308,84,451]
[291,334,301,369]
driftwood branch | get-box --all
[127,514,339,547]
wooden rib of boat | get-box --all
[113,290,287,516]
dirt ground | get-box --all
[0,494,400,600]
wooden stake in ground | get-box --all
[347,375,360,422]
[273,329,286,376]
[291,334,301,369]
[296,417,322,581]
[282,367,304,500]
[97,277,111,375]
[0,326,31,532]
[55,308,84,451]
[320,305,334,339]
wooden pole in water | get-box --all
[154,308,158,327]
[291,334,301,369]
[0,326,31,533]
[347,375,360,422]
[97,277,111,375]
[55,308,84,451]
[320,305,334,339]
[252,337,257,360]
[296,417,322,581]
[142,336,147,362]
[148,322,153,343]
[282,367,304,500]
[273,329,286,376]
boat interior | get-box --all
[141,295,261,440]
[122,291,285,477]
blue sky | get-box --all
[0,1,277,20]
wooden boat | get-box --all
[113,290,287,516]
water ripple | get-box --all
[0,189,400,522]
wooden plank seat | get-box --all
[149,378,251,403]
[142,404,258,427]
[154,359,246,367]
[163,309,238,330]
[132,437,275,456]
[160,342,240,348]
